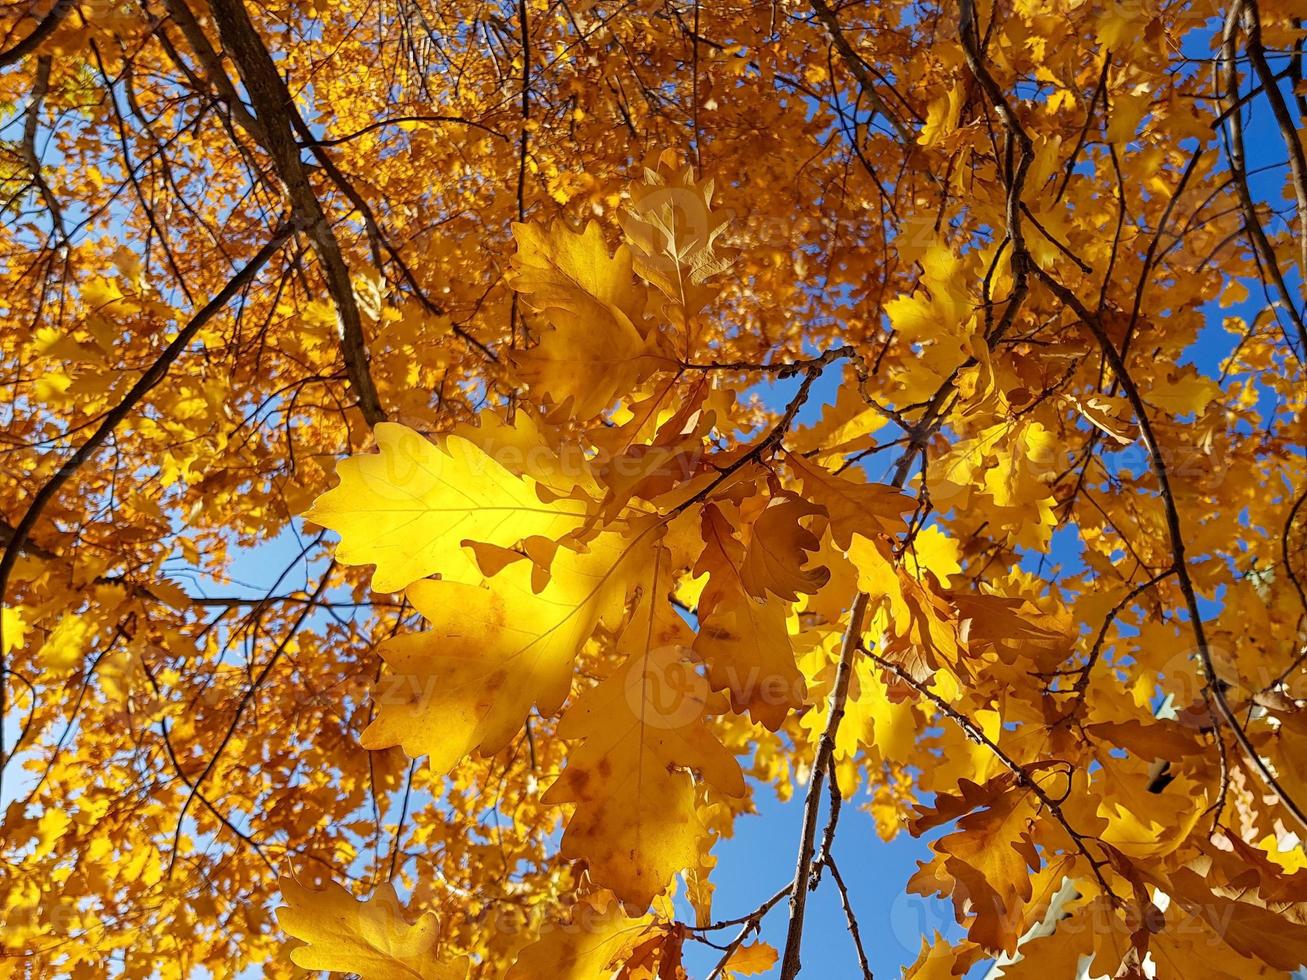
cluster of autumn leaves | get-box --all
[274,153,1307,976]
[287,160,924,972]
[3,0,1307,976]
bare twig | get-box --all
[863,646,1120,903]
[824,849,874,980]
[166,563,333,876]
[1065,568,1175,711]
[778,592,869,980]
[704,885,792,980]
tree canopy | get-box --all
[2,0,1307,977]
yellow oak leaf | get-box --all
[1067,393,1135,445]
[1,606,28,655]
[950,592,1069,668]
[909,775,1040,953]
[738,494,830,601]
[505,896,654,979]
[544,590,745,907]
[361,531,649,774]
[787,453,913,549]
[615,923,689,979]
[510,219,674,418]
[934,419,1059,550]
[903,934,986,980]
[620,148,734,319]
[846,656,919,764]
[1095,761,1205,859]
[1257,834,1307,873]
[1219,276,1249,308]
[1144,370,1222,416]
[276,876,467,979]
[919,82,965,148]
[36,614,93,677]
[594,377,717,516]
[852,534,966,690]
[303,421,588,593]
[883,244,976,393]
[693,502,807,730]
[1166,866,1307,971]
[902,525,962,587]
[724,941,778,976]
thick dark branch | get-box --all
[506,0,532,373]
[0,0,74,67]
[1219,1,1307,362]
[808,0,914,146]
[165,0,493,362]
[0,518,57,562]
[1241,0,1307,307]
[778,592,868,980]
[207,0,388,426]
[160,0,267,144]
[292,131,498,362]
[19,55,68,247]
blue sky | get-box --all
[680,785,961,977]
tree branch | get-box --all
[0,0,74,67]
[207,0,388,426]
[808,0,914,147]
[778,591,868,980]
[1032,261,1307,833]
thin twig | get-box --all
[778,592,869,980]
[1033,262,1307,833]
[863,646,1120,903]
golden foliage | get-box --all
[2,0,1307,977]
